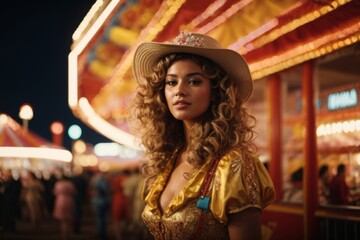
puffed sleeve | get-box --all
[209,151,275,224]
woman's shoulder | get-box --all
[210,149,275,222]
[219,149,273,191]
[219,149,259,167]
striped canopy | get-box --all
[0,114,72,167]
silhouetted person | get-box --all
[44,173,57,216]
[329,164,349,205]
[283,167,303,203]
[22,171,45,229]
[91,172,110,240]
[110,170,129,240]
[318,165,330,205]
[1,169,22,232]
[71,171,88,234]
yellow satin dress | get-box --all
[142,150,275,240]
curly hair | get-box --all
[129,53,256,178]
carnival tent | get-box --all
[0,114,72,170]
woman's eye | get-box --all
[188,79,202,85]
[165,79,177,86]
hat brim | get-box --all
[133,42,253,102]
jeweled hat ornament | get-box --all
[133,32,253,103]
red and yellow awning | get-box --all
[68,0,360,149]
[0,114,72,162]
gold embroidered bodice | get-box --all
[142,151,275,240]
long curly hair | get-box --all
[129,53,256,178]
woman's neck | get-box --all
[182,121,193,146]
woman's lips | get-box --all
[174,100,190,109]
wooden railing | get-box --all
[316,205,360,240]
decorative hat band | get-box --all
[173,32,205,48]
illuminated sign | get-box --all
[327,88,358,111]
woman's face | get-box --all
[164,59,212,126]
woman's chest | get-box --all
[159,162,195,212]
[142,199,228,240]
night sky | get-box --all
[0,0,109,149]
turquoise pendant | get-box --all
[196,197,210,211]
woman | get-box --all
[53,173,76,240]
[130,32,275,240]
[22,171,45,229]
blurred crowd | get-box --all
[283,163,360,206]
[0,167,149,240]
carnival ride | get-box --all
[68,0,360,150]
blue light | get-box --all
[68,124,82,140]
[327,88,357,111]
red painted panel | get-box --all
[261,208,304,240]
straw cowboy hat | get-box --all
[133,32,253,102]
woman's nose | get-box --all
[175,91,185,97]
[174,82,186,96]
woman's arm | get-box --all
[228,207,261,240]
